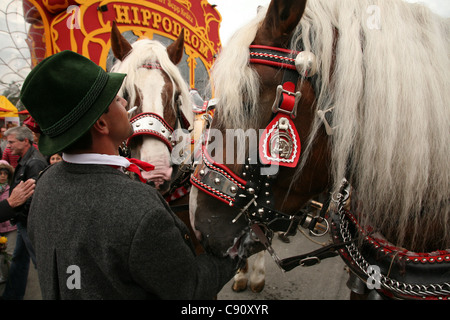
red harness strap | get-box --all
[250,46,303,168]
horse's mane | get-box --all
[212,0,450,251]
[111,39,193,127]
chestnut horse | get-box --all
[189,0,450,300]
[109,22,202,253]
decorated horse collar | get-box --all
[330,179,450,300]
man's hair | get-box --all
[63,105,110,153]
[4,126,34,144]
[63,130,93,153]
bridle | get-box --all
[126,62,191,151]
[190,44,345,269]
[128,112,176,151]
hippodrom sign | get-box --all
[22,0,222,96]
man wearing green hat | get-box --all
[21,50,238,299]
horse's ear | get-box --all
[256,0,306,46]
[111,21,132,61]
[167,28,185,65]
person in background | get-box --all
[2,124,20,169]
[0,160,16,254]
[0,127,8,156]
[0,126,47,300]
[47,153,62,165]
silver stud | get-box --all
[266,200,271,204]
[214,178,221,185]
[247,188,255,195]
[230,186,237,194]
[199,170,205,176]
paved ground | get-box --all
[218,229,350,300]
[0,230,42,300]
[1,227,350,300]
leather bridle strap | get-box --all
[279,239,356,271]
[249,45,299,71]
[251,45,302,119]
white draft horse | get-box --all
[189,0,450,300]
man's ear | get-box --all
[92,115,109,135]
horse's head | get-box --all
[110,22,193,194]
[189,0,332,258]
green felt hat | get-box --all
[20,50,126,156]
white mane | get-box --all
[212,0,450,251]
[110,39,193,127]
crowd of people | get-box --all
[0,121,63,299]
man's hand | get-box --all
[7,179,36,208]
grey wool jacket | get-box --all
[28,161,236,299]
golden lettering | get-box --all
[184,28,191,45]
[151,12,162,29]
[111,3,213,60]
[191,34,199,48]
[113,5,131,24]
[172,21,182,37]
[140,8,151,26]
[163,17,174,33]
[131,6,141,25]
[198,41,209,59]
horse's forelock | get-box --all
[211,9,267,131]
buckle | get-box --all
[272,85,302,119]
